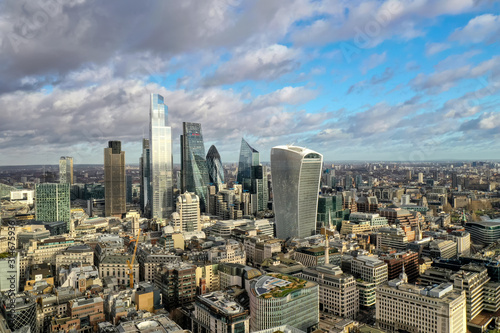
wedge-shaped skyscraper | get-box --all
[150,94,173,220]
[271,145,323,239]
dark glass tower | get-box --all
[206,145,224,190]
[181,122,210,211]
[140,138,151,217]
[104,140,126,217]
[237,138,268,213]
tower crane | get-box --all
[127,229,141,289]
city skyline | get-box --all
[0,1,499,165]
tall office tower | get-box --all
[407,170,412,181]
[181,122,210,212]
[104,141,126,217]
[150,94,174,220]
[355,174,363,188]
[271,145,323,239]
[140,138,151,217]
[452,172,458,189]
[59,156,73,184]
[35,183,71,231]
[237,138,259,189]
[418,172,424,183]
[173,192,201,232]
[345,174,353,190]
[206,145,224,190]
[237,138,268,213]
[126,175,133,203]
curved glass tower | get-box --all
[181,122,210,212]
[237,138,259,189]
[206,145,224,190]
[149,94,173,220]
[271,145,323,239]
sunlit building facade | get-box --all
[59,156,73,185]
[271,145,323,239]
[150,94,174,220]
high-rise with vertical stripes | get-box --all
[149,94,173,221]
[271,145,323,239]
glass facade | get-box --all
[237,138,268,213]
[104,141,126,217]
[181,122,210,211]
[35,183,71,231]
[59,156,73,184]
[206,145,224,190]
[150,94,173,220]
[271,146,323,239]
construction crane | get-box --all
[127,229,141,289]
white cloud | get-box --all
[425,42,451,56]
[361,52,387,74]
[450,14,500,44]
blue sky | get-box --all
[0,0,499,165]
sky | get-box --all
[0,0,499,166]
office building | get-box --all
[465,220,500,245]
[66,296,105,332]
[376,280,466,332]
[154,262,197,311]
[99,254,139,287]
[380,251,419,283]
[297,264,359,318]
[317,194,344,230]
[104,141,126,217]
[172,192,201,232]
[206,145,224,190]
[150,94,174,220]
[59,156,73,184]
[452,264,490,321]
[1,292,38,333]
[249,273,319,332]
[350,256,388,309]
[237,138,268,213]
[271,145,323,239]
[181,122,210,212]
[418,172,424,183]
[35,183,71,232]
[193,291,250,333]
[126,174,132,203]
[140,138,151,217]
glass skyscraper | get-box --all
[149,94,174,220]
[271,145,323,239]
[237,138,259,189]
[35,183,71,231]
[59,156,73,184]
[237,138,268,213]
[140,138,151,217]
[181,122,210,212]
[206,145,224,190]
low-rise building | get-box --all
[193,291,249,333]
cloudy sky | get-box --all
[0,0,499,165]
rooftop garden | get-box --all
[262,274,308,298]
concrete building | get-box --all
[380,251,419,283]
[376,281,466,332]
[99,254,139,287]
[297,264,359,319]
[271,145,323,239]
[65,296,105,332]
[249,273,319,332]
[104,141,126,218]
[294,246,340,267]
[448,231,471,256]
[207,242,246,264]
[193,291,249,333]
[154,262,197,311]
[173,192,201,232]
[452,265,490,322]
[244,236,281,266]
[350,256,388,309]
[55,244,94,272]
